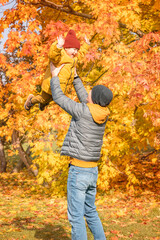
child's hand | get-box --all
[50,62,64,77]
[84,35,90,45]
[57,35,65,48]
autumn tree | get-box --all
[0,0,159,195]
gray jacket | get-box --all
[50,76,108,162]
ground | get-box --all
[0,173,159,240]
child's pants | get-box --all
[31,91,53,107]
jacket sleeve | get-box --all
[48,41,62,64]
[78,42,90,61]
[50,77,84,119]
[73,77,88,103]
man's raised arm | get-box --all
[50,63,85,120]
[73,68,88,103]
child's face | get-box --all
[65,48,78,58]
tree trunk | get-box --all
[12,146,31,173]
[12,130,38,176]
[0,138,7,173]
[12,158,25,173]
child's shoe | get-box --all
[24,94,34,110]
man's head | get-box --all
[64,30,80,58]
[87,85,113,106]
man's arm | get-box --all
[73,76,88,103]
[50,76,84,120]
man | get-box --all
[50,62,113,240]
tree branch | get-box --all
[92,69,109,84]
[119,21,145,38]
[25,0,94,19]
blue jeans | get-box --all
[67,165,106,240]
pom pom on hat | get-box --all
[63,29,80,49]
[91,85,113,107]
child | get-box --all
[24,29,90,111]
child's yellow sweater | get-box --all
[41,41,89,95]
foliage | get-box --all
[0,0,160,195]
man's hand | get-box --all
[57,35,65,48]
[50,62,64,77]
[74,67,78,78]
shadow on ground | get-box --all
[1,217,70,240]
[34,223,70,240]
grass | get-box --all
[0,173,159,240]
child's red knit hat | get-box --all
[63,30,80,49]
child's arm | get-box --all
[48,35,65,64]
[78,35,91,61]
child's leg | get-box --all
[24,94,34,110]
[24,91,53,111]
[33,91,53,111]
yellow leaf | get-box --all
[152,158,157,163]
[31,206,37,211]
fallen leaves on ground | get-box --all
[0,173,159,240]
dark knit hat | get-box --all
[91,85,113,107]
[63,30,80,49]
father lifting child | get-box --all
[50,62,113,240]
